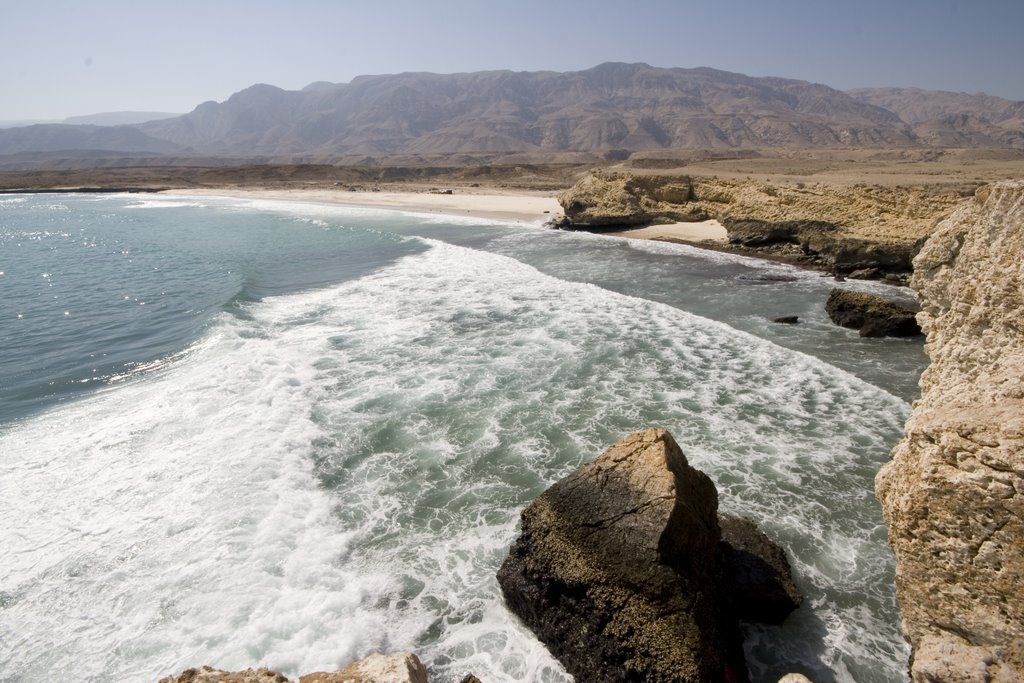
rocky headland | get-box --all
[876,181,1024,681]
[557,171,964,281]
[496,428,801,682]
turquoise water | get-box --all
[0,193,924,682]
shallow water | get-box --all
[0,194,921,682]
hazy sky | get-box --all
[3,0,1022,121]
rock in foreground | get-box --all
[876,181,1024,682]
[159,668,288,683]
[498,428,800,682]
[825,288,922,337]
[158,653,429,683]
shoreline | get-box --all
[171,187,898,282]
[11,185,900,283]
[170,187,564,224]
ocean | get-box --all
[0,193,925,682]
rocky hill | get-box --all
[849,87,1024,148]
[0,123,183,156]
[61,111,182,126]
[876,181,1024,681]
[3,63,1024,163]
[133,63,917,156]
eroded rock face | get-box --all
[876,181,1024,681]
[825,288,922,337]
[498,428,800,682]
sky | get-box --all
[2,0,1023,121]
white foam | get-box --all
[1,234,912,682]
[258,238,908,679]
[122,199,208,209]
[0,316,410,681]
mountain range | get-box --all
[2,63,1022,164]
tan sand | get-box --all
[174,188,563,223]
[605,220,728,243]
[169,188,729,245]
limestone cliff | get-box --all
[876,181,1024,682]
[558,172,963,277]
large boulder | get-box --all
[876,181,1024,682]
[825,288,922,337]
[498,428,800,682]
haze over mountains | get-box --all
[2,63,1022,166]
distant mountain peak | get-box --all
[61,111,182,126]
[302,81,337,92]
[3,64,1022,162]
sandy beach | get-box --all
[176,187,565,224]
[604,220,728,243]
[172,188,730,244]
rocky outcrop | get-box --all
[159,653,429,683]
[497,428,800,682]
[825,288,922,337]
[876,181,1024,682]
[556,172,962,279]
[557,172,706,227]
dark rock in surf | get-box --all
[736,274,799,283]
[825,288,922,337]
[772,316,800,324]
[497,428,801,682]
[719,515,802,624]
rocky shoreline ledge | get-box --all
[554,172,965,283]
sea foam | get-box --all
[1,225,910,682]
